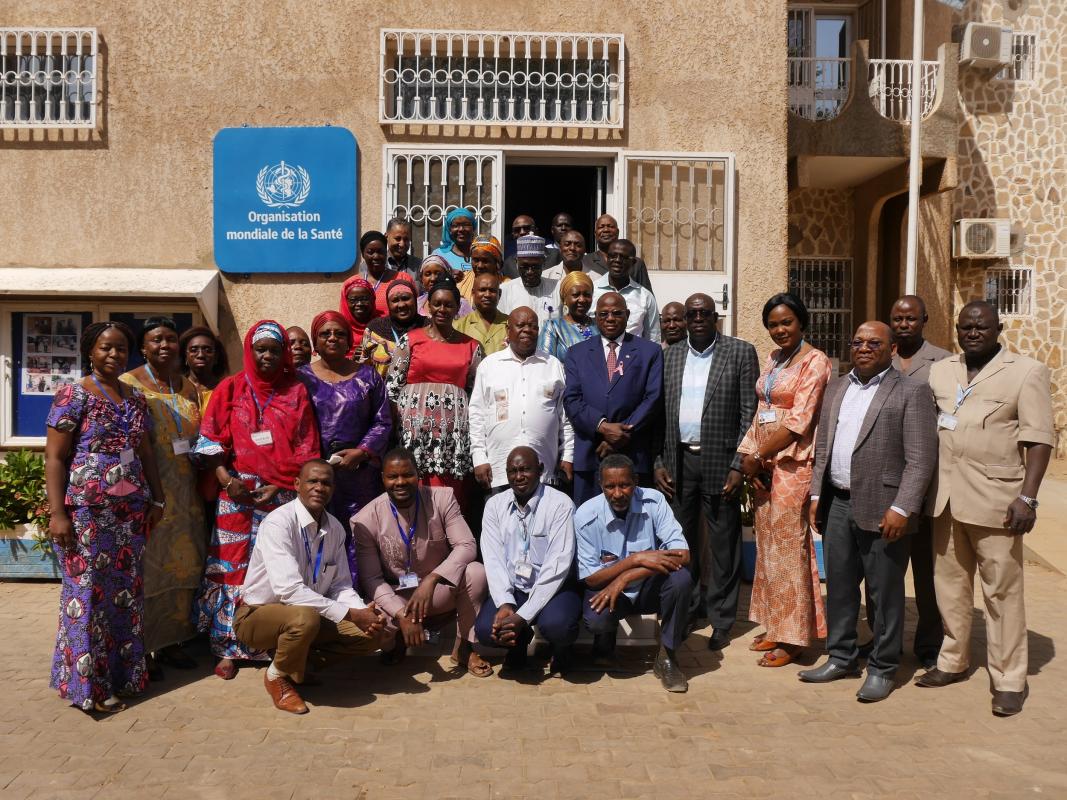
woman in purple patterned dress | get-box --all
[299,310,392,580]
[44,322,165,714]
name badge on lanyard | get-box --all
[391,493,421,590]
[937,413,958,431]
[172,438,191,455]
[513,507,534,581]
[758,409,777,425]
[92,373,137,466]
[251,430,274,446]
[120,448,136,465]
[514,561,534,580]
[302,530,324,584]
[245,375,276,448]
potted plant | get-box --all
[0,450,59,579]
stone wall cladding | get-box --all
[788,188,854,258]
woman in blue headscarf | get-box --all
[433,207,477,272]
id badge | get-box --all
[119,448,136,465]
[514,561,534,580]
[398,572,419,590]
[758,409,777,425]
[494,389,509,422]
[937,412,958,431]
[171,438,191,455]
[251,430,274,446]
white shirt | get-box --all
[543,264,584,282]
[498,276,561,325]
[592,276,660,342]
[481,484,576,621]
[469,347,575,488]
[241,497,367,623]
[679,337,716,443]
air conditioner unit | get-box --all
[954,219,1012,258]
[960,23,1013,69]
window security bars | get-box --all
[788,57,850,121]
[985,266,1032,317]
[1,28,96,127]
[379,29,624,128]
[997,32,1038,83]
[788,257,853,363]
[867,59,939,121]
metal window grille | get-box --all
[996,32,1038,83]
[788,57,850,120]
[0,28,96,128]
[624,157,730,272]
[379,29,624,128]
[985,265,1032,317]
[867,59,939,121]
[788,257,853,363]
[384,150,501,260]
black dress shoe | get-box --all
[502,647,530,671]
[591,632,619,668]
[798,660,862,683]
[653,647,688,693]
[992,684,1028,717]
[549,646,573,676]
[146,655,164,682]
[707,628,731,652]
[856,674,895,702]
[914,667,968,688]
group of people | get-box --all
[43,209,1054,720]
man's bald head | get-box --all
[851,321,894,379]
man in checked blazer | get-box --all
[799,321,937,703]
[653,293,759,650]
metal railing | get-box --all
[867,59,939,121]
[788,257,853,363]
[379,29,624,128]
[0,28,97,128]
[985,266,1033,317]
[788,57,850,120]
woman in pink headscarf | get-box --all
[339,275,382,357]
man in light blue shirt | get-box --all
[476,446,582,675]
[574,454,692,692]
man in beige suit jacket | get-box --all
[916,301,1054,718]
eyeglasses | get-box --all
[318,330,349,340]
[596,310,627,319]
[850,339,885,351]
[685,309,714,320]
[511,224,534,234]
[186,345,215,354]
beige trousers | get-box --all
[234,603,384,683]
[933,513,1027,691]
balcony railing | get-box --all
[0,28,97,128]
[868,59,939,121]
[788,55,940,122]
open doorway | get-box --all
[503,163,606,256]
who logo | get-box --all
[256,160,311,208]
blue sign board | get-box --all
[213,126,358,273]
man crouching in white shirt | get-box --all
[234,459,388,714]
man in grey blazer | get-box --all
[798,321,937,702]
[653,293,759,650]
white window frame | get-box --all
[996,32,1039,84]
[0,27,98,129]
[0,300,201,448]
[984,263,1033,318]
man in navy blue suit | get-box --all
[563,292,664,505]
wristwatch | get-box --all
[1018,495,1039,511]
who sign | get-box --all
[213,126,358,273]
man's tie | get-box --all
[606,341,618,383]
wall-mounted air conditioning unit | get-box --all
[960,23,1013,69]
[954,219,1012,258]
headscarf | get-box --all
[439,207,477,249]
[339,274,382,348]
[310,310,352,353]
[359,230,387,252]
[199,319,319,490]
[368,277,425,340]
[559,269,594,302]
[386,276,418,303]
[471,234,503,264]
[418,254,451,291]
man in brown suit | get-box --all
[799,322,937,702]
[916,301,1054,717]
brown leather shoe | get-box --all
[264,670,308,714]
[992,684,1028,717]
[914,667,968,688]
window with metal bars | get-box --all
[985,266,1032,317]
[997,32,1038,83]
[788,257,853,363]
[0,28,96,128]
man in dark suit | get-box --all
[653,293,758,650]
[563,292,664,506]
[799,321,937,703]
[582,214,653,292]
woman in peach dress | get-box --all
[738,293,831,668]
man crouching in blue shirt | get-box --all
[575,454,692,692]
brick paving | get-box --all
[2,563,1066,800]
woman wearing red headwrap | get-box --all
[193,320,320,680]
[298,310,391,581]
[339,275,381,357]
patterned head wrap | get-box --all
[251,321,285,344]
[559,269,594,301]
[471,234,503,264]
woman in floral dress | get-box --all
[44,321,165,713]
[387,276,484,513]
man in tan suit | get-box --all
[916,301,1054,717]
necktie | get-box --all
[606,341,618,382]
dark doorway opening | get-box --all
[503,164,605,257]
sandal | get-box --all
[92,697,127,714]
[465,652,494,678]
[758,645,800,668]
[214,658,238,680]
[749,634,778,652]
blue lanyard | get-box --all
[514,505,531,559]
[244,374,275,426]
[389,492,420,571]
[764,340,804,406]
[144,362,184,436]
[955,383,975,413]
[302,529,325,583]
[90,373,130,435]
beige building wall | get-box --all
[0,1,788,364]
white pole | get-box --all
[904,0,924,294]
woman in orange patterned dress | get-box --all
[738,293,831,668]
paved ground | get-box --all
[3,548,1066,800]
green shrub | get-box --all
[0,451,50,550]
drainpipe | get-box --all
[904,0,923,295]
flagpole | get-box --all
[904,0,924,295]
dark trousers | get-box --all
[824,492,909,678]
[574,469,649,508]
[673,448,742,630]
[582,567,692,650]
[474,586,582,653]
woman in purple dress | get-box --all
[299,310,392,579]
[44,322,165,714]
